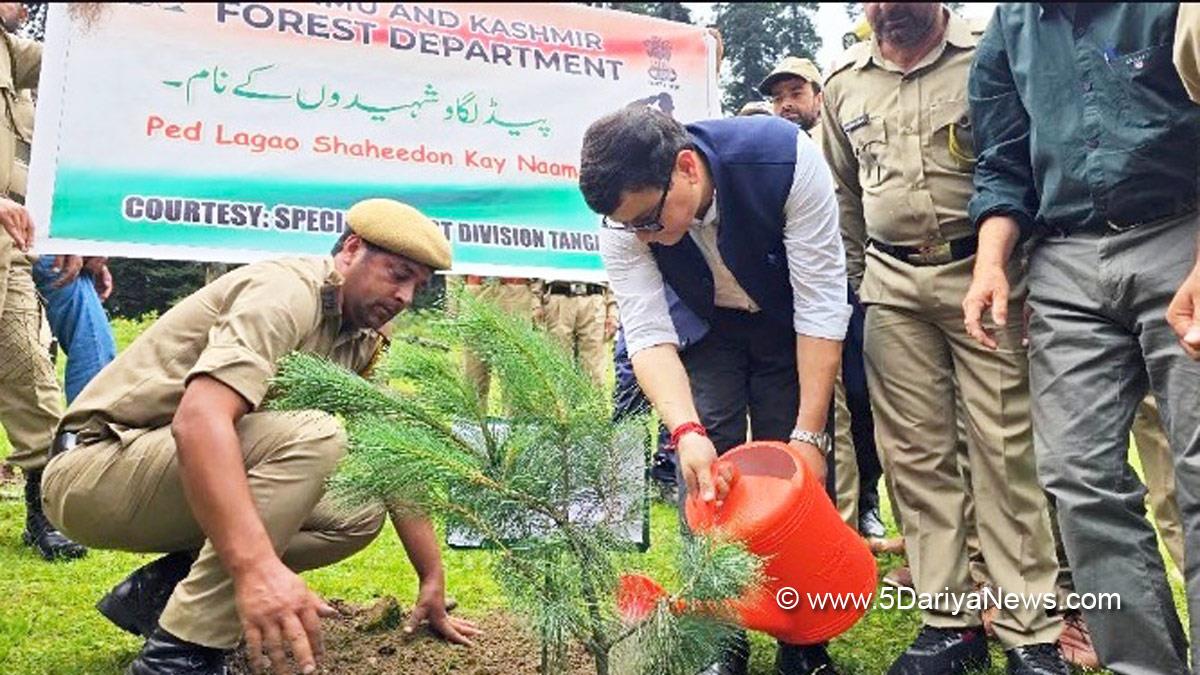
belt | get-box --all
[869,235,977,267]
[465,275,528,286]
[547,281,605,296]
[50,431,78,459]
[1050,208,1197,236]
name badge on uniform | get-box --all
[842,114,870,134]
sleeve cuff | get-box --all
[186,343,276,409]
[794,304,852,342]
[625,331,680,358]
[972,203,1035,236]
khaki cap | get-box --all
[346,198,452,270]
[758,57,823,95]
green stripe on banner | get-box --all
[48,167,603,269]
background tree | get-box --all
[582,2,693,24]
[845,2,964,22]
[715,3,821,114]
[104,258,207,319]
[18,2,46,40]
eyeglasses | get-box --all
[601,177,672,233]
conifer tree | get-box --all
[269,292,763,675]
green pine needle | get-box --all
[266,294,765,675]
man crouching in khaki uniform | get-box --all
[42,199,480,675]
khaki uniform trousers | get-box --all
[542,292,608,386]
[832,376,859,528]
[832,376,906,535]
[1133,395,1185,575]
[850,308,987,583]
[0,235,61,472]
[462,282,537,403]
[861,252,1060,647]
[42,411,386,649]
[955,409,990,587]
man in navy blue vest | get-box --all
[580,106,850,675]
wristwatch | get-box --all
[789,428,832,455]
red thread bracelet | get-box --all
[668,421,707,452]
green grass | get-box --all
[1,483,1153,675]
[0,315,1186,673]
[0,488,960,675]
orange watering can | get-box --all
[620,441,876,644]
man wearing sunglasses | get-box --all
[580,106,849,675]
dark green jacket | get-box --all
[968,2,1200,235]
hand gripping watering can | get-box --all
[620,441,876,644]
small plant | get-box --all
[269,292,762,675]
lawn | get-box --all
[0,482,1015,675]
[0,315,1185,674]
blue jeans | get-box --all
[32,257,116,403]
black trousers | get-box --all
[679,308,835,498]
[844,288,882,514]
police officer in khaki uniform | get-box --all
[0,15,87,561]
[540,278,616,386]
[42,200,480,675]
[456,275,540,404]
[821,5,1065,673]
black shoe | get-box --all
[888,625,990,675]
[126,627,229,675]
[22,470,87,561]
[697,630,749,675]
[654,479,680,504]
[858,506,886,539]
[1005,643,1068,675]
[98,551,196,638]
[777,642,839,674]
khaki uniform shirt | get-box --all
[61,257,387,443]
[0,33,39,201]
[1176,3,1200,104]
[10,89,32,200]
[820,13,982,293]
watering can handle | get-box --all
[685,459,741,526]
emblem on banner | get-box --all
[645,36,679,88]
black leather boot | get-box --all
[22,470,87,561]
[126,627,229,675]
[777,642,839,674]
[98,551,196,638]
[697,630,750,675]
[888,625,990,675]
[1005,643,1069,675]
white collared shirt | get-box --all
[600,131,850,356]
